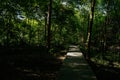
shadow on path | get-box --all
[57,45,97,80]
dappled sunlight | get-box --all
[57,45,97,80]
[67,52,83,57]
[57,56,66,61]
[109,45,120,50]
[0,0,119,80]
[66,62,88,68]
[69,45,80,52]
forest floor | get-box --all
[89,61,120,80]
[0,47,120,80]
[0,48,66,80]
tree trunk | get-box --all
[45,13,47,46]
[47,0,52,52]
[86,0,96,60]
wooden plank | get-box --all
[57,45,97,80]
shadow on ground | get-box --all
[0,48,65,80]
[57,45,96,80]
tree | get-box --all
[86,0,96,60]
[47,0,52,52]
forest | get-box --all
[0,0,120,80]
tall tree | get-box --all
[86,0,96,60]
[47,0,52,52]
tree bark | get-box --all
[45,13,47,46]
[86,0,96,60]
[47,0,52,52]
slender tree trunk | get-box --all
[104,0,109,53]
[86,0,96,60]
[45,13,47,46]
[6,18,10,47]
[47,0,52,52]
[102,0,109,60]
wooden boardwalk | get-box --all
[57,45,97,80]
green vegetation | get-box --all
[0,0,120,80]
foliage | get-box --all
[0,0,119,67]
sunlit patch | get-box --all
[17,15,26,20]
[57,56,66,60]
[62,2,67,5]
[67,52,83,57]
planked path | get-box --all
[57,45,97,80]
